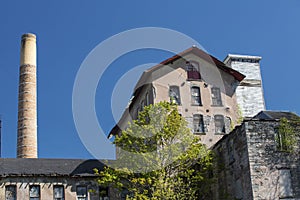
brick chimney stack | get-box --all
[17,33,38,158]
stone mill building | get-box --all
[0,33,299,199]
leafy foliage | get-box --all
[95,102,214,199]
[276,117,299,153]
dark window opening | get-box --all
[29,185,40,200]
[99,187,109,200]
[193,114,205,134]
[169,86,181,105]
[215,115,225,134]
[5,185,16,200]
[53,185,64,200]
[191,86,202,106]
[211,87,222,106]
[186,61,201,80]
[76,186,87,200]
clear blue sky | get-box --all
[0,1,299,159]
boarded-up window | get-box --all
[279,169,293,198]
[29,185,40,200]
[76,186,87,200]
[211,87,222,106]
[193,114,205,134]
[186,61,201,80]
[215,115,225,134]
[5,185,16,200]
[169,86,181,105]
[191,86,202,106]
[53,185,64,200]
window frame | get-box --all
[76,186,87,200]
[5,185,17,200]
[214,115,225,135]
[186,61,201,80]
[211,87,222,106]
[53,185,64,200]
[29,185,40,200]
[169,85,181,105]
[191,86,202,106]
[193,114,205,135]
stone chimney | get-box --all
[224,54,265,117]
[17,33,37,158]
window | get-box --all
[193,114,205,134]
[76,186,87,200]
[53,185,64,200]
[145,92,149,106]
[99,187,109,200]
[211,87,222,106]
[5,185,16,200]
[191,86,202,105]
[169,86,181,105]
[215,115,225,134]
[29,185,40,200]
[186,61,200,80]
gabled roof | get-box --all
[253,111,299,120]
[134,47,245,90]
[0,158,106,177]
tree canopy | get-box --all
[95,102,214,199]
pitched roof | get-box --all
[134,47,245,90]
[253,111,299,120]
[0,158,106,177]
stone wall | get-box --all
[246,120,300,199]
[212,119,300,200]
[212,123,253,200]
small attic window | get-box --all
[186,61,201,80]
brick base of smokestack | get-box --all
[17,33,37,158]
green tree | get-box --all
[95,102,214,200]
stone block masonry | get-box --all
[224,54,265,117]
[212,118,300,199]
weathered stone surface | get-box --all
[212,119,300,199]
[224,55,265,117]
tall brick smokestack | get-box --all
[17,33,37,158]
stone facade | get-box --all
[212,116,300,200]
[224,54,265,117]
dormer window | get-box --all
[186,61,200,80]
